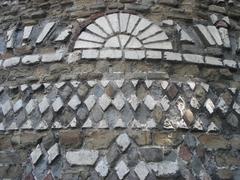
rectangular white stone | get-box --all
[36,22,55,44]
[132,18,151,36]
[82,49,99,59]
[144,41,173,50]
[120,13,130,33]
[41,49,64,63]
[22,54,41,64]
[66,150,99,166]
[219,27,231,48]
[195,24,216,46]
[3,57,20,68]
[164,52,182,61]
[207,26,223,46]
[6,28,15,48]
[223,59,237,68]
[23,26,33,40]
[87,23,108,38]
[205,56,223,66]
[124,50,145,60]
[146,50,162,59]
[74,40,102,49]
[183,54,204,64]
[100,49,122,59]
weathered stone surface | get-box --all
[183,54,204,64]
[68,95,81,110]
[124,50,145,60]
[41,50,64,63]
[30,144,42,164]
[205,56,223,66]
[47,143,60,164]
[36,22,55,44]
[22,55,40,65]
[164,52,182,61]
[149,161,179,177]
[134,161,149,180]
[95,156,109,177]
[116,133,131,152]
[195,24,216,46]
[144,95,156,110]
[66,150,99,166]
[115,160,130,180]
[3,57,20,68]
[52,97,64,112]
[1,100,12,115]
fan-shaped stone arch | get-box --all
[74,13,172,60]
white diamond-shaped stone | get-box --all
[95,156,109,177]
[187,81,196,90]
[144,95,156,110]
[115,161,130,180]
[99,94,112,111]
[112,94,125,110]
[116,133,131,152]
[204,98,215,114]
[145,80,153,88]
[52,97,64,112]
[84,95,96,111]
[7,121,18,130]
[190,97,200,109]
[25,99,36,115]
[82,118,93,129]
[39,96,50,114]
[135,161,149,180]
[128,94,140,111]
[2,100,12,115]
[115,79,124,88]
[13,99,23,113]
[68,95,81,110]
[47,143,60,164]
[31,144,42,165]
[31,83,42,91]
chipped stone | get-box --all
[160,95,170,111]
[31,144,42,165]
[116,133,131,152]
[52,97,64,112]
[99,119,109,129]
[124,50,145,60]
[183,109,194,126]
[23,26,33,40]
[42,49,65,63]
[207,26,223,46]
[205,56,223,66]
[22,55,40,65]
[67,51,81,63]
[68,117,77,128]
[190,97,200,109]
[223,59,237,68]
[149,161,179,177]
[66,150,99,166]
[3,57,20,68]
[82,49,99,59]
[219,27,231,48]
[55,29,71,42]
[36,22,55,44]
[47,143,60,164]
[31,83,42,91]
[114,118,126,128]
[100,49,122,59]
[35,120,48,130]
[146,50,162,59]
[21,119,33,130]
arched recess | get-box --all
[74,13,172,60]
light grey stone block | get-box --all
[66,150,99,166]
[124,50,145,60]
[164,52,182,61]
[144,41,173,50]
[195,24,216,46]
[36,22,55,44]
[135,161,149,180]
[115,161,130,180]
[13,99,23,113]
[52,97,64,112]
[99,49,122,59]
[82,49,99,59]
[31,144,42,164]
[112,94,125,110]
[144,95,156,110]
[68,95,81,110]
[146,50,162,59]
[47,143,60,164]
[3,57,20,68]
[39,96,50,114]
[183,54,204,64]
[95,156,109,177]
[1,100,12,115]
[205,56,223,66]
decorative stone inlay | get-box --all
[128,94,140,111]
[68,95,81,110]
[52,97,64,112]
[3,57,20,68]
[31,144,43,165]
[164,52,182,61]
[39,96,50,114]
[25,99,36,115]
[144,95,156,110]
[22,55,41,65]
[195,24,216,46]
[1,100,12,115]
[84,95,96,111]
[183,54,204,64]
[112,94,125,110]
[149,161,179,177]
[66,150,99,166]
[204,98,215,114]
[13,99,23,113]
[134,161,149,180]
[47,143,60,164]
[99,94,112,111]
[36,22,55,44]
[95,156,109,177]
[115,160,130,180]
[23,26,33,40]
[116,133,131,152]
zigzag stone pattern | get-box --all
[0,79,239,132]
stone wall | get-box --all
[0,0,240,180]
